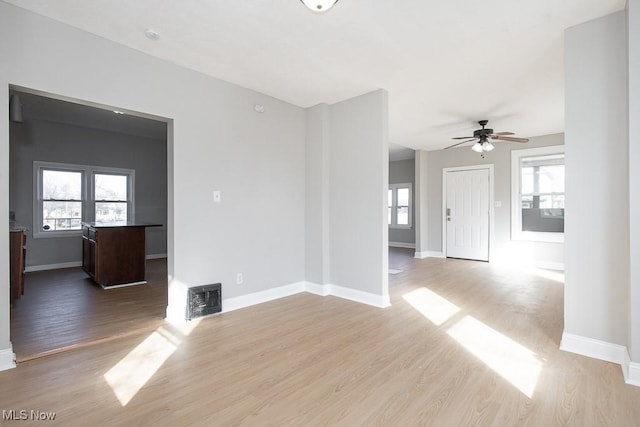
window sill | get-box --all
[389,225,412,230]
[33,230,83,239]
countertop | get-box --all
[9,222,28,232]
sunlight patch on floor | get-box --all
[104,318,202,406]
[402,287,461,326]
[446,315,542,398]
[531,268,564,284]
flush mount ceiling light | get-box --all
[300,0,339,13]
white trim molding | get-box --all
[511,145,565,243]
[627,362,640,387]
[0,347,16,371]
[168,280,391,324]
[533,261,565,271]
[560,332,627,364]
[389,241,415,249]
[25,253,167,272]
[414,251,445,259]
[325,283,391,308]
[561,332,639,387]
[222,282,306,313]
[222,281,391,312]
[25,261,82,272]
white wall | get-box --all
[305,104,330,285]
[628,0,640,363]
[414,150,429,256]
[329,90,389,300]
[422,133,564,267]
[0,2,307,365]
[564,11,629,346]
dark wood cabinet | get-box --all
[82,222,159,288]
[10,229,26,301]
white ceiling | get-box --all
[4,0,625,150]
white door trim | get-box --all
[442,164,494,261]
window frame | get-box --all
[388,182,413,229]
[511,145,565,243]
[33,161,135,238]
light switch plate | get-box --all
[213,190,221,202]
[494,201,502,208]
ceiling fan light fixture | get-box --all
[484,141,495,152]
[300,0,339,13]
[471,141,483,153]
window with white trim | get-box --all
[388,183,412,229]
[511,146,564,243]
[34,162,135,238]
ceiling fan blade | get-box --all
[444,139,477,149]
[452,136,474,139]
[492,132,515,136]
[491,136,529,143]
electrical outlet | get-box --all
[236,273,243,285]
[213,190,222,203]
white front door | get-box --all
[445,168,490,261]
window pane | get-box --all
[388,207,391,225]
[397,206,409,225]
[521,167,534,194]
[388,189,393,207]
[42,201,82,230]
[537,165,564,194]
[96,202,128,223]
[521,196,564,233]
[43,170,82,200]
[95,174,128,201]
[397,188,409,206]
[521,155,564,195]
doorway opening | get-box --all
[8,87,172,362]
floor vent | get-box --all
[187,283,221,320]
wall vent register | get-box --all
[187,284,222,320]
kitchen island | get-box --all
[81,221,161,288]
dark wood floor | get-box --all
[10,259,168,361]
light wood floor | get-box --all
[1,248,639,426]
[10,259,167,361]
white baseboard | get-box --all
[304,282,390,308]
[560,332,627,364]
[0,347,16,371]
[561,332,640,387]
[25,254,167,272]
[627,361,640,387]
[305,282,330,296]
[534,261,565,271]
[389,242,416,249]
[325,284,391,308]
[222,282,306,313]
[219,280,391,315]
[414,251,445,259]
[25,261,82,272]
